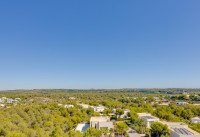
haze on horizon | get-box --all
[0,0,200,90]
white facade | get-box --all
[176,102,188,105]
[58,104,74,108]
[0,97,20,104]
[0,104,5,107]
[137,113,159,128]
[90,116,114,130]
[63,105,74,108]
[142,97,147,100]
[79,104,91,109]
[191,116,200,124]
[92,106,105,112]
[154,97,160,100]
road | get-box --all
[127,127,141,137]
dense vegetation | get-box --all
[0,90,199,137]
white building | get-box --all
[92,106,105,112]
[79,104,91,109]
[176,102,188,106]
[0,97,20,104]
[58,104,74,108]
[137,113,159,128]
[90,116,114,130]
[154,97,160,100]
[0,104,5,107]
[63,105,74,108]
[161,121,200,137]
[191,116,200,124]
[142,97,147,100]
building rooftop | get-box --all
[90,116,110,122]
[172,128,194,135]
[137,113,151,117]
[161,121,187,127]
[161,121,200,136]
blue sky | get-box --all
[0,0,200,90]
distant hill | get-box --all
[0,88,199,95]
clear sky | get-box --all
[0,0,200,90]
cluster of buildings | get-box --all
[137,113,200,137]
[78,104,105,112]
[127,96,160,100]
[76,116,114,132]
[0,97,21,104]
[58,104,74,108]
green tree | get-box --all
[115,122,128,137]
[5,131,27,137]
[116,109,124,118]
[68,130,83,137]
[83,127,101,137]
[129,111,138,123]
[51,127,65,137]
[150,122,169,137]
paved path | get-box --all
[127,127,141,137]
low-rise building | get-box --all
[79,104,91,109]
[92,106,105,112]
[69,97,76,100]
[64,105,74,108]
[58,104,74,108]
[137,113,159,128]
[158,102,170,106]
[0,97,20,104]
[142,97,147,100]
[191,116,200,124]
[90,116,114,130]
[154,97,160,100]
[161,121,200,137]
[176,102,188,106]
[0,104,5,107]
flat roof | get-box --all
[161,121,200,136]
[161,121,187,127]
[90,116,110,122]
[137,113,151,117]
